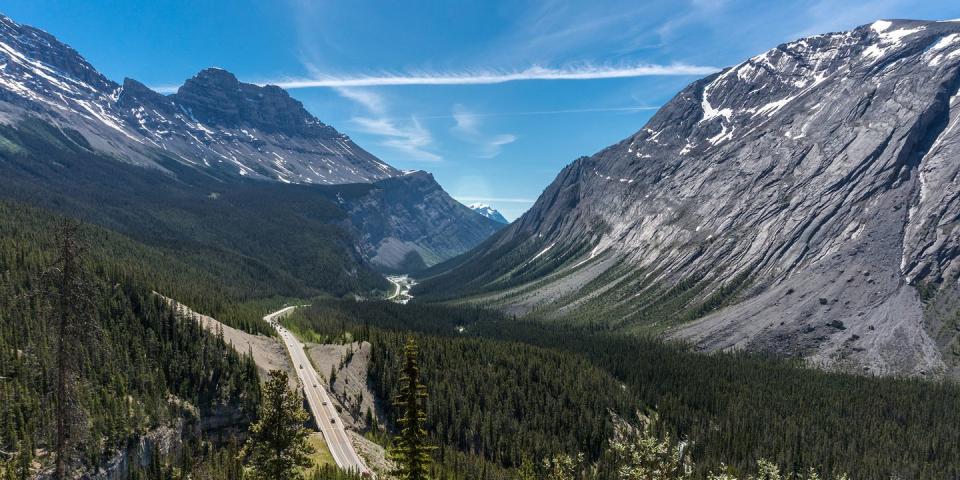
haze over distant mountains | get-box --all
[418,19,960,378]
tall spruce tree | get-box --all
[242,370,314,480]
[38,221,96,479]
[389,338,434,480]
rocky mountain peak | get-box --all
[0,14,114,92]
[171,67,337,137]
[469,203,509,224]
[0,12,400,185]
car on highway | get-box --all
[330,418,336,424]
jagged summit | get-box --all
[172,68,334,136]
[0,13,398,184]
[418,19,960,377]
[468,203,509,224]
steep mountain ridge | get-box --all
[0,13,397,183]
[342,172,505,271]
[116,69,399,184]
[417,19,960,377]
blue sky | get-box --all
[5,1,959,219]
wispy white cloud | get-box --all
[418,105,659,120]
[451,104,517,159]
[334,86,386,114]
[656,0,730,42]
[336,88,441,162]
[261,63,718,89]
[351,116,440,162]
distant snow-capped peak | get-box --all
[468,203,509,224]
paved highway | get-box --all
[386,275,415,304]
[265,307,370,476]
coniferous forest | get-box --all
[0,206,261,475]
[3,196,960,479]
[283,299,960,479]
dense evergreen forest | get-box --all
[0,118,389,304]
[285,299,960,479]
[0,212,261,475]
[0,200,284,333]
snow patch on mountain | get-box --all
[468,203,509,224]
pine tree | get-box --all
[389,338,434,480]
[38,221,96,479]
[242,370,314,480]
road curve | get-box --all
[386,275,415,304]
[264,307,370,476]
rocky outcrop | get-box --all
[418,19,960,377]
[92,420,190,480]
[469,203,509,224]
[338,171,505,271]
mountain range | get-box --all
[0,13,502,277]
[417,19,960,378]
[4,11,959,378]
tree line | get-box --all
[0,215,261,477]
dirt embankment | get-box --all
[163,297,296,388]
[306,341,393,474]
[305,341,386,430]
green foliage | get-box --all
[542,453,585,480]
[0,210,261,475]
[242,370,314,480]
[286,299,960,479]
[304,465,369,480]
[388,338,435,480]
[603,414,693,480]
[0,200,281,334]
[0,118,388,316]
[286,300,634,476]
[534,418,849,480]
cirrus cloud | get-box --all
[258,63,718,89]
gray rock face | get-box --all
[421,19,960,377]
[117,69,399,184]
[340,171,505,272]
[0,14,397,184]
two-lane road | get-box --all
[265,307,370,475]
